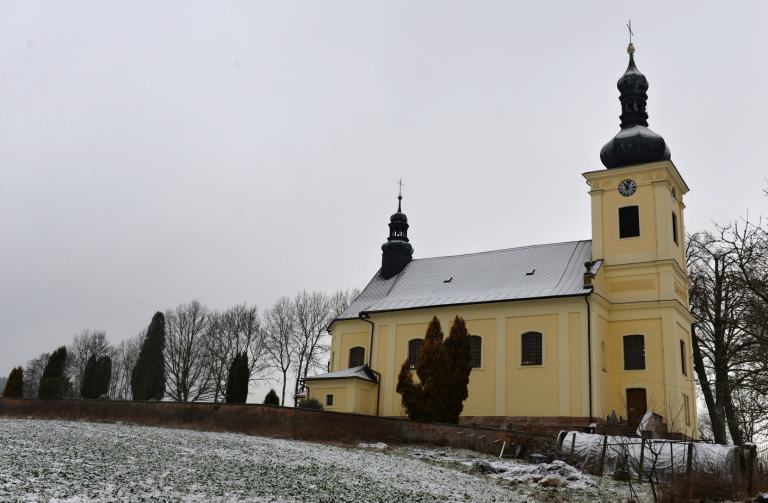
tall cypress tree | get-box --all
[38,347,72,399]
[396,316,452,422]
[81,354,98,399]
[131,312,167,400]
[2,367,24,398]
[443,316,473,423]
[225,352,249,404]
[94,356,112,398]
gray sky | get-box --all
[1,1,766,389]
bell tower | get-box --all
[381,194,414,279]
[583,40,697,437]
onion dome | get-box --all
[600,44,671,169]
[381,195,414,279]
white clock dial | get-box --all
[618,179,637,197]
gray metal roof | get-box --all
[302,365,377,383]
[337,240,597,321]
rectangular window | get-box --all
[326,394,334,407]
[680,340,687,376]
[408,339,423,369]
[521,332,543,366]
[349,347,365,368]
[619,206,641,239]
[683,393,691,425]
[470,336,482,368]
[672,212,679,245]
[623,335,646,370]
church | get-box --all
[304,42,698,438]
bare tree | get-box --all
[330,288,361,318]
[109,332,144,400]
[264,296,296,406]
[164,300,216,402]
[688,221,768,446]
[291,290,331,405]
[23,352,50,398]
[204,304,268,403]
[67,329,111,398]
[290,288,360,403]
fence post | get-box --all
[638,437,646,483]
[742,443,757,496]
[686,441,694,479]
[569,433,577,465]
[670,442,674,483]
[597,434,608,476]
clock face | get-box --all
[618,179,637,197]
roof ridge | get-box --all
[410,239,591,261]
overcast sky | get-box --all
[1,1,766,394]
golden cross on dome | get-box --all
[397,178,404,196]
[627,20,634,45]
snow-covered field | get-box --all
[0,418,646,502]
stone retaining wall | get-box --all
[0,398,555,457]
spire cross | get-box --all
[397,178,404,196]
[627,20,633,45]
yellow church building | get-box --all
[304,43,698,438]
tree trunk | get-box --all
[692,325,728,444]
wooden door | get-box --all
[626,388,647,427]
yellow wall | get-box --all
[505,314,559,417]
[311,160,698,437]
[308,384,348,412]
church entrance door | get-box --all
[626,388,647,427]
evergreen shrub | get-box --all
[2,367,24,397]
[297,398,324,410]
[263,389,280,405]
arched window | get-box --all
[408,339,422,369]
[521,332,543,366]
[349,347,365,368]
[469,336,482,368]
[623,335,646,370]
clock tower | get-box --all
[582,42,697,436]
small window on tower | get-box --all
[619,206,641,239]
[672,212,679,245]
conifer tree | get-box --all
[443,316,473,423]
[81,354,98,399]
[396,316,452,422]
[93,355,112,398]
[225,352,249,404]
[263,388,280,405]
[2,366,24,397]
[38,347,73,399]
[416,316,452,422]
[131,312,167,400]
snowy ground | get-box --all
[0,418,648,502]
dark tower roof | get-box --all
[600,43,671,169]
[381,195,414,279]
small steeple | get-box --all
[600,35,671,169]
[381,190,414,279]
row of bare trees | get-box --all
[688,218,768,445]
[20,288,359,405]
